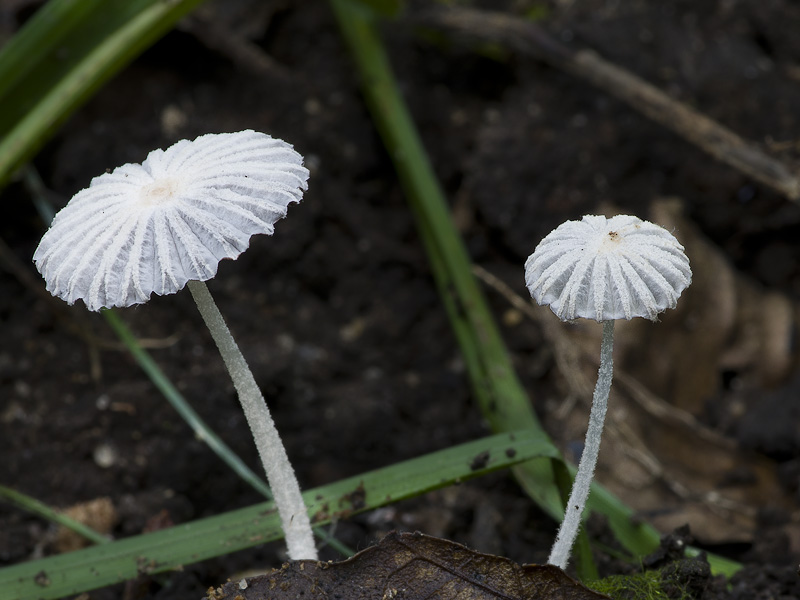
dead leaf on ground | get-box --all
[207,531,609,600]
[54,497,116,553]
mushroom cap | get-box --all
[34,130,309,311]
[525,214,691,322]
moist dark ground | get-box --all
[2,1,800,599]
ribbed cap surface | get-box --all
[34,130,308,311]
[525,214,691,321]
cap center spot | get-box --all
[140,178,181,206]
[599,230,623,252]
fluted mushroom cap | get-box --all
[525,214,691,322]
[34,130,308,311]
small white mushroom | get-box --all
[525,214,691,569]
[34,130,307,311]
[33,130,317,561]
[525,214,691,322]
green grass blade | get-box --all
[327,0,607,579]
[686,547,741,579]
[0,485,109,546]
[0,0,207,189]
[325,7,740,576]
[101,309,274,501]
[325,0,745,579]
[0,430,556,600]
[101,308,353,557]
[348,0,403,16]
[0,0,105,103]
[328,0,564,517]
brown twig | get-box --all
[418,7,800,201]
[0,234,104,379]
[0,236,178,354]
[179,14,292,80]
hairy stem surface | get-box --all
[548,319,615,569]
[187,279,317,561]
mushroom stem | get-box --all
[187,279,317,561]
[548,319,615,569]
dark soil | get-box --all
[2,1,800,599]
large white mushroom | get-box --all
[525,214,691,569]
[34,130,317,561]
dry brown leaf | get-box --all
[54,497,116,553]
[538,198,796,543]
[206,531,609,600]
[618,198,797,408]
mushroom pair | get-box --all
[525,214,692,569]
[34,130,317,561]
[34,130,692,570]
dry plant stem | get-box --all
[0,234,104,378]
[419,7,800,202]
[187,279,317,561]
[548,320,615,569]
[179,15,292,79]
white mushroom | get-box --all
[525,214,691,569]
[34,130,317,561]
[34,130,307,311]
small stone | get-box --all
[93,443,117,469]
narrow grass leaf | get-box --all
[102,309,274,500]
[0,485,109,547]
[0,430,555,600]
[328,0,603,579]
[328,0,564,516]
[325,8,741,577]
[0,0,207,189]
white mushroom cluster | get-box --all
[34,130,308,311]
[525,214,692,322]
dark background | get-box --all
[1,1,800,598]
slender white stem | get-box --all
[187,280,317,561]
[548,319,615,569]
